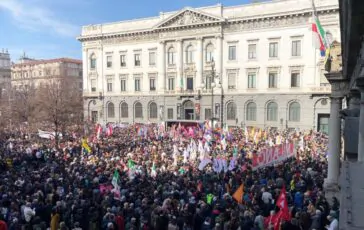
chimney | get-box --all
[5,49,8,54]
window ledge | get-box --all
[290,56,302,59]
[268,57,279,61]
[247,58,257,62]
[247,88,257,90]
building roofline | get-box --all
[12,58,82,67]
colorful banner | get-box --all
[252,142,296,170]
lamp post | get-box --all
[198,59,220,128]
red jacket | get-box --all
[0,221,7,230]
[115,215,125,230]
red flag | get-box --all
[274,186,291,230]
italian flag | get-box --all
[312,16,327,57]
[111,170,121,200]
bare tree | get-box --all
[11,85,37,127]
[34,77,82,146]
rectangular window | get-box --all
[106,56,112,68]
[291,72,300,87]
[167,108,173,119]
[186,77,193,90]
[168,77,175,91]
[228,73,236,89]
[150,78,156,91]
[107,79,113,92]
[248,44,257,60]
[134,54,141,66]
[205,108,212,120]
[120,55,126,67]
[268,72,277,88]
[168,51,175,65]
[269,42,278,58]
[134,78,141,91]
[91,79,96,92]
[149,52,156,66]
[205,76,212,90]
[120,79,126,92]
[228,45,236,60]
[90,58,96,69]
[247,73,256,89]
[291,40,301,57]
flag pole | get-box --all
[311,0,317,85]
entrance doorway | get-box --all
[317,113,329,134]
[91,111,98,123]
[183,100,194,120]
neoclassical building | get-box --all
[78,0,339,131]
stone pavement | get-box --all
[339,161,364,230]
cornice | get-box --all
[77,8,339,43]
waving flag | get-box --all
[274,186,291,230]
[81,138,91,154]
[311,0,328,57]
[232,184,244,204]
[111,170,121,200]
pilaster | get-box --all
[355,77,364,162]
[158,41,166,91]
[348,89,361,110]
[196,37,203,88]
[177,39,183,91]
[215,35,223,78]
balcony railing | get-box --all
[309,85,331,93]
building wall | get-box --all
[79,0,340,131]
[0,50,11,89]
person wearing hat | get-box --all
[326,210,338,230]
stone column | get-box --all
[356,77,364,162]
[177,40,183,91]
[324,71,348,199]
[326,96,343,184]
[158,41,166,91]
[215,35,223,79]
[196,37,203,87]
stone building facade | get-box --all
[11,58,83,89]
[0,49,11,91]
[78,0,340,131]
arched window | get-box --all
[289,102,300,121]
[90,54,96,69]
[246,102,257,121]
[120,102,128,118]
[149,102,158,119]
[134,102,143,118]
[185,45,194,64]
[107,102,115,118]
[267,102,278,121]
[205,43,214,63]
[226,102,237,120]
[167,47,175,65]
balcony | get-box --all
[309,85,331,93]
[83,91,99,98]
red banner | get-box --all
[252,142,296,170]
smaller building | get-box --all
[0,49,11,90]
[11,56,83,90]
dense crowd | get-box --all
[0,124,339,230]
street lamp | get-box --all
[198,59,220,129]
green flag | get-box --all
[128,159,135,169]
[111,170,120,188]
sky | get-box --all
[0,0,258,62]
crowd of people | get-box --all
[0,123,340,230]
